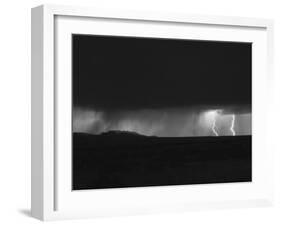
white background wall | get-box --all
[0,0,280,225]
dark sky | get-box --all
[72,34,252,112]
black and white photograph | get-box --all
[72,34,252,190]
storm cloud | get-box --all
[73,107,251,137]
[72,34,252,137]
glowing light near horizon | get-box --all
[73,107,247,137]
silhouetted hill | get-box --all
[100,130,152,137]
[73,132,250,148]
[73,131,153,148]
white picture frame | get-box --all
[31,4,274,221]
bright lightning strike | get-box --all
[205,110,222,136]
[230,114,236,136]
[211,113,219,136]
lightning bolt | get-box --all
[212,113,219,136]
[230,114,236,136]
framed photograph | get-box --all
[31,4,274,221]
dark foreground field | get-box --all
[72,131,251,190]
